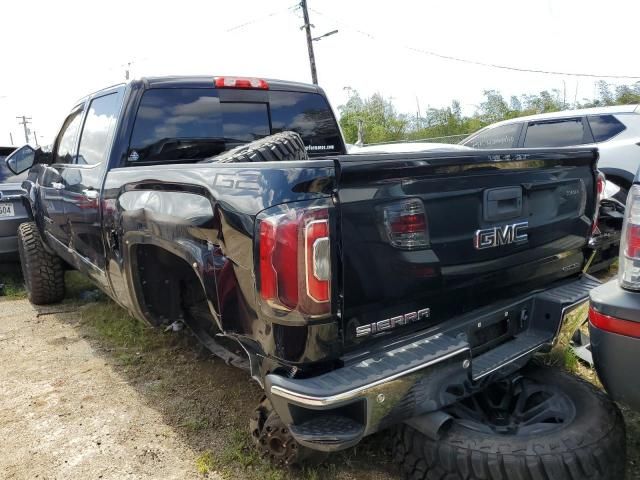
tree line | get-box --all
[338,81,640,145]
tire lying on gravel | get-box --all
[211,131,308,163]
[17,222,65,305]
[393,365,626,480]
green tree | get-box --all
[338,82,640,146]
[338,89,408,144]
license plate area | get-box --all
[0,203,15,217]
[468,305,530,356]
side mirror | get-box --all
[5,145,36,175]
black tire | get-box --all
[393,366,626,480]
[212,131,308,163]
[17,222,65,305]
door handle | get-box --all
[82,189,99,200]
[51,182,65,190]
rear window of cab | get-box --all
[128,88,343,163]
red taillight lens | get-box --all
[259,220,277,301]
[592,172,606,235]
[382,199,429,249]
[624,224,640,258]
[620,185,640,290]
[589,306,640,338]
[274,218,299,308]
[214,76,269,90]
[596,173,606,201]
[258,207,331,316]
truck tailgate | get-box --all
[335,149,598,349]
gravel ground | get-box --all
[0,299,218,480]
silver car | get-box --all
[0,146,30,261]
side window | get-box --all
[54,109,84,164]
[77,92,122,165]
[523,118,587,147]
[465,123,521,149]
[588,115,626,143]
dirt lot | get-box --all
[0,269,638,479]
[0,272,393,480]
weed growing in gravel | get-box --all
[0,271,26,299]
[196,451,216,474]
[82,302,156,350]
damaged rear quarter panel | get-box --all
[101,160,338,362]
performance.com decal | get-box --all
[305,145,335,151]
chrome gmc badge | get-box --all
[474,221,528,250]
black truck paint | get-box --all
[12,76,601,453]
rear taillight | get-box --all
[619,185,640,290]
[259,207,331,316]
[214,76,269,90]
[589,306,640,338]
[592,172,607,235]
[382,199,429,249]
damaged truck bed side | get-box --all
[8,76,625,478]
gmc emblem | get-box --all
[474,221,528,250]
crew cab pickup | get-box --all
[6,76,622,478]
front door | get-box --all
[40,106,84,258]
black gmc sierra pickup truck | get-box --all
[5,76,625,479]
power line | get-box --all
[309,8,640,80]
[225,5,296,33]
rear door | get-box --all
[521,117,593,147]
[64,88,123,280]
[336,149,598,349]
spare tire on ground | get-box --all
[210,131,308,163]
[392,365,626,480]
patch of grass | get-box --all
[81,302,156,351]
[1,271,26,299]
[115,352,144,366]
[563,346,579,372]
[193,426,291,480]
[64,271,103,302]
[196,451,216,475]
[180,415,210,432]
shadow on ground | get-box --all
[25,271,397,480]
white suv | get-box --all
[461,105,640,200]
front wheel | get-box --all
[17,222,65,305]
[393,366,626,480]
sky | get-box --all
[1,0,639,146]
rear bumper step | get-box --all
[266,275,598,451]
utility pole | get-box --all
[9,132,14,145]
[16,116,32,144]
[300,0,318,85]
